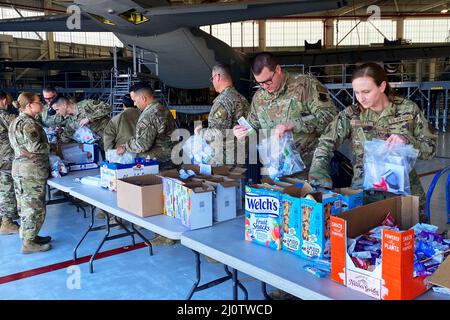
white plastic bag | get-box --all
[182,134,215,164]
[363,139,419,195]
[258,131,305,179]
[49,154,68,178]
[72,126,99,144]
[105,150,136,164]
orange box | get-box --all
[330,196,432,300]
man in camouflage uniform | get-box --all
[52,95,112,156]
[0,91,19,234]
[103,93,140,152]
[117,84,176,246]
[309,64,437,218]
[37,86,66,128]
[194,64,250,165]
[233,52,338,171]
[9,92,51,253]
[116,85,176,166]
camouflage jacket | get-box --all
[309,96,437,188]
[61,99,112,143]
[202,86,250,165]
[9,112,50,179]
[125,101,176,162]
[103,108,141,151]
[37,104,66,128]
[0,108,15,170]
[246,71,338,167]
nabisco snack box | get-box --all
[333,188,363,213]
[244,184,283,250]
[330,196,430,300]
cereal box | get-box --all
[244,185,283,250]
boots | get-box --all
[22,239,51,254]
[150,235,177,246]
[33,235,52,245]
[0,218,19,235]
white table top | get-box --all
[69,183,189,240]
[181,216,449,300]
[47,169,100,193]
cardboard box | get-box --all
[330,196,432,300]
[60,143,99,171]
[244,184,284,250]
[160,176,214,230]
[116,175,164,217]
[333,188,363,213]
[193,176,238,222]
[100,159,159,191]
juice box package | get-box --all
[244,185,283,250]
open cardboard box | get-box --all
[192,176,238,222]
[116,174,163,217]
[330,196,436,300]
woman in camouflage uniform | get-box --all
[309,63,437,219]
[9,92,51,253]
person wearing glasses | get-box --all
[232,52,338,171]
[38,86,65,128]
[0,91,19,235]
[194,64,250,165]
[8,92,52,253]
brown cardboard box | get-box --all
[117,175,164,217]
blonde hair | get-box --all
[16,92,38,110]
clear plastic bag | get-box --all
[363,139,419,195]
[182,134,215,164]
[105,150,136,164]
[49,154,68,178]
[258,131,305,179]
[72,126,99,144]
[44,127,58,144]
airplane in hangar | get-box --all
[0,0,449,92]
[0,0,349,90]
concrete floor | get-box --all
[0,133,449,300]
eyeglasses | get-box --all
[43,95,55,101]
[30,101,41,106]
[209,74,220,83]
[256,71,276,87]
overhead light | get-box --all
[441,4,449,13]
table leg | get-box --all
[89,211,112,273]
[130,224,153,256]
[186,250,201,300]
[114,217,135,246]
[73,205,95,261]
[261,282,273,300]
[224,265,248,300]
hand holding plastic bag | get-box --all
[182,134,214,164]
[72,126,99,144]
[105,149,136,164]
[258,131,305,179]
[363,139,419,195]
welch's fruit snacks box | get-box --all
[244,184,283,250]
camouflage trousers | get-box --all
[13,176,46,241]
[0,170,18,220]
[363,168,426,213]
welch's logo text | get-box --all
[245,195,279,217]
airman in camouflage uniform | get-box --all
[309,64,437,215]
[38,86,65,128]
[198,64,250,165]
[9,92,51,253]
[0,92,19,234]
[53,97,112,154]
[117,86,176,165]
[103,94,140,151]
[246,71,338,169]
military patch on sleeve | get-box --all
[24,124,40,141]
[319,93,329,102]
[212,105,227,122]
